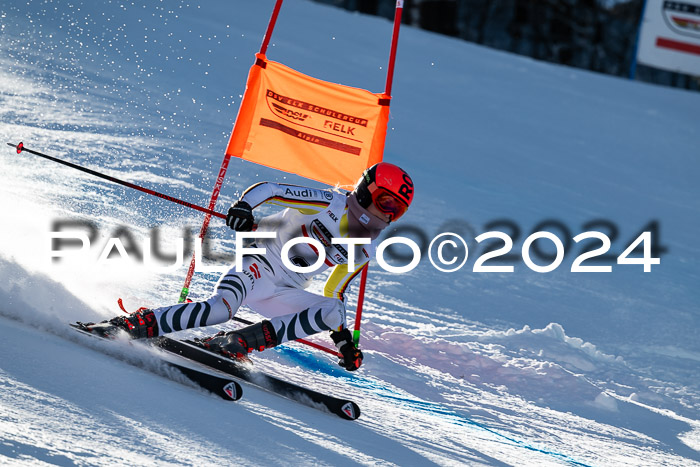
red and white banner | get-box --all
[637,0,700,75]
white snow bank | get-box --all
[361,319,620,410]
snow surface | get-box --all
[1,0,699,465]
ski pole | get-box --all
[6,142,226,220]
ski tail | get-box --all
[169,361,242,401]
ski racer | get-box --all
[87,162,414,371]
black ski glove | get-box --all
[331,328,363,371]
[226,201,255,231]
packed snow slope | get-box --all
[1,0,699,465]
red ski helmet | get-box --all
[354,162,414,221]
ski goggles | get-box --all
[372,189,409,222]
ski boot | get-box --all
[198,320,277,361]
[82,307,159,339]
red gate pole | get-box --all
[353,264,369,346]
[177,155,232,303]
[384,0,404,96]
[354,1,403,346]
[260,0,285,55]
[177,0,286,303]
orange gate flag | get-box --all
[225,54,391,187]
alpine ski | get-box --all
[154,336,361,420]
[71,323,242,401]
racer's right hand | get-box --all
[331,328,363,371]
[226,201,255,231]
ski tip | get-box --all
[338,401,361,420]
[71,321,113,340]
[70,322,99,338]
